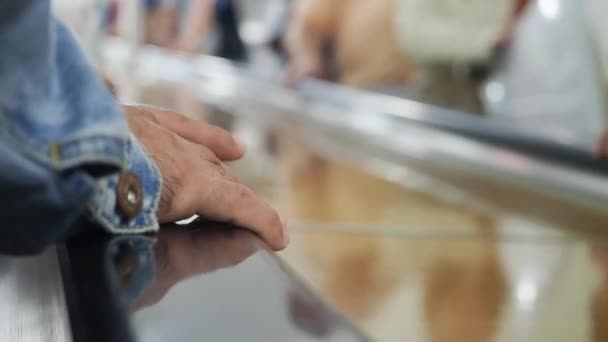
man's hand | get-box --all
[123,105,289,250]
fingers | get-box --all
[155,143,239,222]
[128,105,289,250]
[192,180,289,251]
[139,105,246,161]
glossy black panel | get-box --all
[61,221,368,342]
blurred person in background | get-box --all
[175,0,247,62]
[286,0,608,159]
[285,0,529,113]
[481,0,608,158]
[142,0,181,46]
[0,0,288,254]
[143,0,247,62]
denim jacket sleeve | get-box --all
[0,1,161,253]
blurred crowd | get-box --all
[55,0,608,153]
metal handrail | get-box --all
[294,79,608,176]
[101,39,608,212]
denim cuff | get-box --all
[88,134,162,233]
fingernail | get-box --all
[281,216,290,246]
[235,138,247,153]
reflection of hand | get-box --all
[133,223,259,310]
[124,105,288,251]
[165,0,214,53]
[162,223,259,275]
[288,289,332,337]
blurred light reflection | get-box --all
[538,0,561,19]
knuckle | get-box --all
[140,106,161,124]
[197,145,214,159]
[207,156,228,178]
[166,130,182,149]
[218,162,238,182]
[235,184,254,201]
[225,184,254,210]
[175,112,191,125]
[203,181,232,220]
[150,112,162,125]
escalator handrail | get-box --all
[293,80,608,177]
[100,40,608,210]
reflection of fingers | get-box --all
[198,230,259,269]
[155,228,257,291]
[141,106,246,161]
[193,180,288,251]
[227,239,258,267]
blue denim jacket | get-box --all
[0,1,161,253]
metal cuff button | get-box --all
[116,171,144,219]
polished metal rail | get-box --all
[295,79,608,176]
[101,39,608,212]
